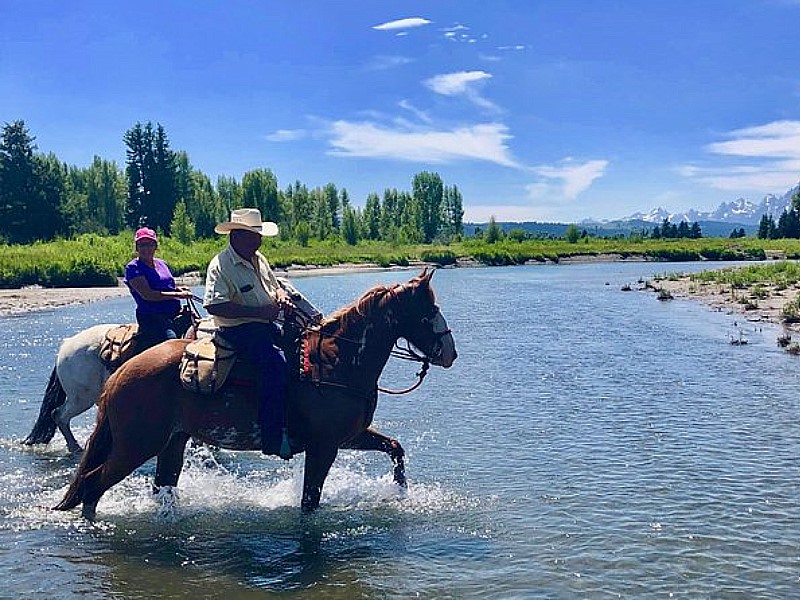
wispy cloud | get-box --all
[424,70,498,111]
[398,100,432,124]
[265,129,307,142]
[680,120,800,192]
[530,159,609,199]
[373,17,431,31]
[327,121,519,167]
[365,55,413,71]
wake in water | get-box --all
[4,439,472,529]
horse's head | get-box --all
[393,269,457,368]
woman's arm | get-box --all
[128,276,192,302]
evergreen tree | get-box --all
[242,168,279,222]
[290,181,312,240]
[323,182,340,231]
[311,187,332,240]
[0,121,65,242]
[689,221,702,239]
[123,122,178,232]
[757,214,776,239]
[363,192,381,240]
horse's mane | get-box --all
[321,284,396,334]
[319,273,435,335]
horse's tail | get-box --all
[53,402,113,511]
[23,367,66,445]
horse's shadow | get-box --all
[86,504,412,594]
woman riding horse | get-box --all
[55,269,456,519]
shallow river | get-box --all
[1,263,798,599]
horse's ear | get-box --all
[420,267,434,283]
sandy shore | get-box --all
[0,262,428,317]
[648,274,799,330]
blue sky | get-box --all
[3,1,800,223]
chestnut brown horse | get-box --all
[55,270,456,519]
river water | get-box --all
[1,263,798,599]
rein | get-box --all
[379,340,430,395]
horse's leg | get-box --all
[154,432,190,489]
[51,391,95,454]
[53,347,108,454]
[79,447,156,521]
[301,443,339,512]
[341,428,407,487]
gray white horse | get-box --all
[24,324,118,453]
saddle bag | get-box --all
[99,324,140,371]
[179,334,237,395]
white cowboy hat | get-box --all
[214,208,279,237]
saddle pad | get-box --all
[99,324,140,371]
[179,335,237,395]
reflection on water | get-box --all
[1,264,799,598]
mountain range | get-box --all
[619,184,799,226]
[466,184,799,238]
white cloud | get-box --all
[706,120,800,158]
[425,71,491,95]
[373,17,431,31]
[365,55,413,71]
[265,129,306,142]
[424,70,498,111]
[681,120,800,192]
[531,159,609,199]
[327,121,519,167]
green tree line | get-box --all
[757,188,800,239]
[0,120,464,245]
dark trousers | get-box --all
[219,322,288,450]
[136,311,178,350]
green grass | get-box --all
[2,234,800,288]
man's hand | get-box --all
[275,289,296,313]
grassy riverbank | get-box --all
[3,233,800,289]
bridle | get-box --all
[292,282,450,396]
[378,283,451,395]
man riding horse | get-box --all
[203,208,296,459]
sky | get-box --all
[3,0,800,223]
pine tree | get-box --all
[363,192,381,240]
[0,121,65,242]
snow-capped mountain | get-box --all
[626,185,798,226]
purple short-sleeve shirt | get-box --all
[124,258,181,316]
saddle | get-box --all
[98,324,141,371]
[179,291,322,396]
[179,334,238,395]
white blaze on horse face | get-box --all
[430,311,456,368]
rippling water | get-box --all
[1,263,799,598]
